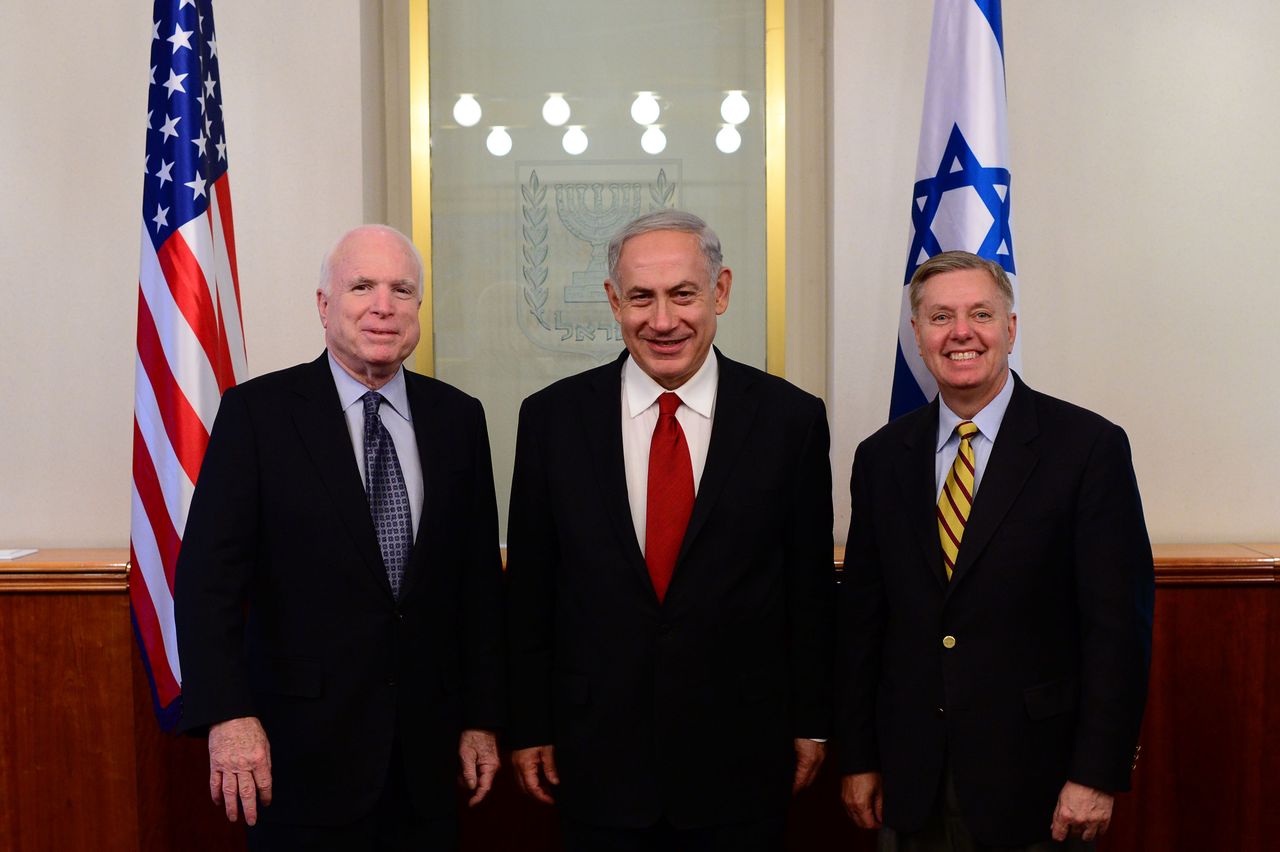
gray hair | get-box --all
[606,209,724,287]
[317,224,424,298]
[908,251,1014,316]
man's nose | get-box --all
[950,316,972,338]
[650,298,677,330]
[371,285,394,314]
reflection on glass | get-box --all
[485,126,512,156]
[715,124,742,153]
[630,92,661,125]
[452,94,481,127]
[561,126,589,156]
[641,125,667,155]
[720,91,750,125]
[542,94,571,127]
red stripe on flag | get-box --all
[132,418,182,591]
[205,206,237,392]
[155,229,222,372]
[136,287,210,483]
[213,175,243,333]
[128,544,182,706]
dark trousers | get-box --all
[247,747,458,852]
[878,767,1093,852]
[561,814,787,852]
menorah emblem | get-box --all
[554,181,644,302]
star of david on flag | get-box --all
[890,0,1020,419]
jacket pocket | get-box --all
[1023,676,1078,721]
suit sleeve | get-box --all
[174,386,261,733]
[784,398,836,739]
[504,395,559,749]
[459,398,507,731]
[1068,423,1154,792]
[836,439,888,774]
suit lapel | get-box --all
[677,351,757,567]
[947,375,1039,590]
[290,354,389,595]
[581,354,650,586]
[398,373,444,601]
[896,400,949,589]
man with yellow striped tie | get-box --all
[837,252,1154,851]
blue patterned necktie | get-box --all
[362,391,412,598]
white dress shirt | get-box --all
[328,352,424,536]
[620,351,719,554]
[934,369,1016,501]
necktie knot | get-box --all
[362,390,383,420]
[956,420,978,442]
[657,391,682,417]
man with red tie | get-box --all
[505,210,835,851]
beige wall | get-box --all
[830,0,1280,543]
[0,1,372,546]
[2,1,1277,547]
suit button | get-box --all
[942,635,957,649]
[395,611,404,621]
[386,677,397,687]
[935,706,945,719]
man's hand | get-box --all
[841,771,884,829]
[208,716,272,825]
[1050,780,1114,842]
[458,729,500,806]
[792,739,826,793]
[511,745,559,805]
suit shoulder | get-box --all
[520,358,619,411]
[219,361,316,403]
[404,367,482,410]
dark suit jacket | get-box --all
[837,373,1154,847]
[505,350,835,830]
[175,353,504,826]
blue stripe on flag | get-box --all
[972,0,1004,54]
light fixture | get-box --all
[452,94,481,127]
[715,124,742,154]
[485,126,512,157]
[542,94,570,127]
[720,91,750,125]
[630,92,660,126]
[640,125,667,155]
[562,126,588,156]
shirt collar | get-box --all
[622,349,719,420]
[327,351,412,424]
[935,369,1014,451]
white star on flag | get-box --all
[215,138,227,161]
[167,23,193,54]
[159,114,181,141]
[162,69,188,98]
[156,159,174,186]
[184,172,208,200]
[204,73,217,98]
[191,131,207,156]
[152,204,169,231]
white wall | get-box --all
[0,1,369,547]
[830,0,1280,544]
[3,1,1277,548]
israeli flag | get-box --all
[890,0,1019,419]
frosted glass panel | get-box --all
[427,1,767,539]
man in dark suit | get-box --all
[505,210,835,851]
[175,224,504,850]
[839,251,1154,850]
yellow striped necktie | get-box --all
[937,421,979,580]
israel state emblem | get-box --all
[518,162,680,357]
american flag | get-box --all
[131,0,245,730]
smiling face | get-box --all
[911,267,1017,418]
[605,229,732,390]
[317,226,422,389]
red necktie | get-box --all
[645,392,694,602]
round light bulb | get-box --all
[485,126,512,157]
[640,125,667,155]
[562,126,588,156]
[630,93,660,126]
[453,94,481,127]
[720,91,750,125]
[542,94,570,127]
[715,124,742,154]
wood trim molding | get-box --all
[0,548,129,593]
[3,544,1276,594]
